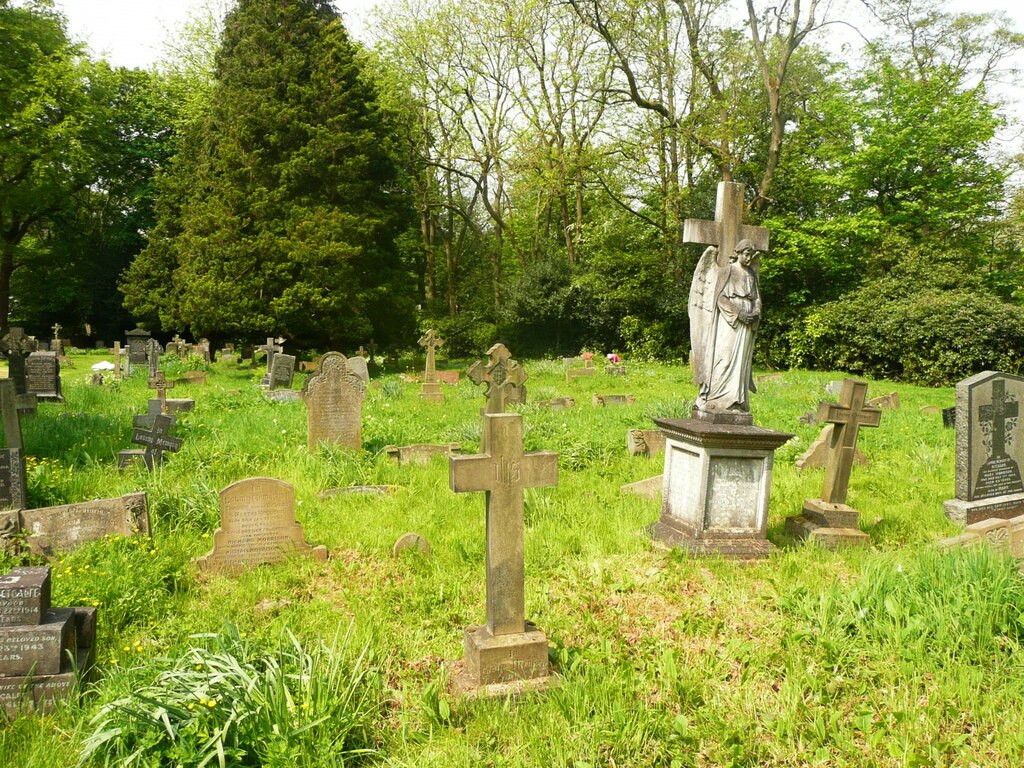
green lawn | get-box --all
[2,351,1021,767]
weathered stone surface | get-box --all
[868,391,900,410]
[0,379,26,510]
[920,405,941,415]
[348,356,370,383]
[318,485,398,498]
[0,568,50,627]
[942,407,956,429]
[795,424,869,470]
[565,367,595,382]
[0,653,84,717]
[385,443,461,464]
[298,361,318,373]
[125,328,151,365]
[0,327,38,395]
[755,373,784,384]
[935,514,1024,559]
[651,418,792,559]
[605,365,627,376]
[196,478,327,574]
[468,344,528,415]
[627,429,666,457]
[418,330,445,402]
[302,352,366,451]
[19,493,149,557]
[435,370,459,386]
[593,394,635,407]
[178,371,207,385]
[448,414,557,693]
[121,414,182,470]
[393,532,431,556]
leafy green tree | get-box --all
[126,0,416,348]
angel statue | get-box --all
[688,238,763,420]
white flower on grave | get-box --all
[896,563,903,573]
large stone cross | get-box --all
[817,379,882,505]
[449,413,557,636]
[51,323,62,343]
[419,329,444,383]
[0,327,37,395]
[683,181,770,271]
[130,414,183,470]
[258,336,283,372]
[980,379,1018,459]
[148,371,174,414]
[467,343,527,415]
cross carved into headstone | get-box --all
[980,379,1018,459]
[148,371,175,414]
[467,343,528,415]
[817,379,882,505]
[682,181,770,273]
[130,414,183,470]
[419,330,444,383]
[449,413,558,636]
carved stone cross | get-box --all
[419,330,444,383]
[130,414,183,470]
[817,379,882,505]
[258,336,282,372]
[980,379,1017,459]
[467,343,528,415]
[51,323,61,343]
[449,413,557,636]
[0,327,37,395]
[682,181,770,271]
[148,371,174,414]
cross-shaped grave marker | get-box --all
[50,323,62,354]
[0,327,37,395]
[682,181,770,272]
[467,343,527,415]
[449,413,557,692]
[127,414,183,470]
[146,337,160,379]
[148,371,175,414]
[980,379,1017,460]
[418,330,445,403]
[787,378,882,548]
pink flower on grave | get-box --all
[582,352,594,360]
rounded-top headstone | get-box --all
[393,532,431,557]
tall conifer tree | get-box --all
[125,0,415,347]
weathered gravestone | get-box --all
[258,336,284,386]
[0,380,26,511]
[26,351,61,401]
[786,378,881,547]
[347,356,369,384]
[593,394,635,407]
[942,406,957,429]
[418,329,445,403]
[50,324,64,357]
[302,352,366,451]
[146,338,160,379]
[118,414,183,470]
[565,366,595,382]
[651,181,790,559]
[148,371,174,414]
[468,343,527,415]
[868,391,900,410]
[112,341,123,379]
[269,353,296,390]
[449,413,558,695]
[178,371,207,386]
[125,328,151,370]
[196,478,327,574]
[1,492,149,557]
[0,566,95,717]
[536,397,575,411]
[944,372,1024,524]
[627,429,666,457]
[393,532,431,557]
[0,327,37,395]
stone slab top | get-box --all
[654,417,793,449]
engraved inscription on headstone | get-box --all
[19,492,150,556]
[0,569,50,627]
[125,328,151,366]
[25,352,61,401]
[270,353,296,390]
[195,478,327,574]
[302,352,366,451]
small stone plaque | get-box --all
[19,492,149,556]
[593,394,635,407]
[385,443,462,464]
[196,478,327,574]
[0,568,51,627]
[627,429,666,456]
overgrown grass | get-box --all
[0,349,1019,767]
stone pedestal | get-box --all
[785,498,870,548]
[419,381,443,403]
[650,418,792,558]
[452,622,551,697]
[944,494,1024,525]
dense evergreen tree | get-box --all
[124,0,416,348]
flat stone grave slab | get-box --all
[936,514,1024,559]
[385,443,462,464]
[196,478,327,574]
[266,389,301,403]
[565,368,596,381]
[535,397,575,411]
[177,371,207,385]
[945,372,1024,524]
[605,365,626,376]
[318,485,398,498]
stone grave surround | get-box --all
[302,352,366,451]
[0,567,96,717]
[385,443,462,464]
[945,372,1024,525]
[196,478,327,574]
[786,378,881,548]
[449,413,557,695]
[936,514,1024,558]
